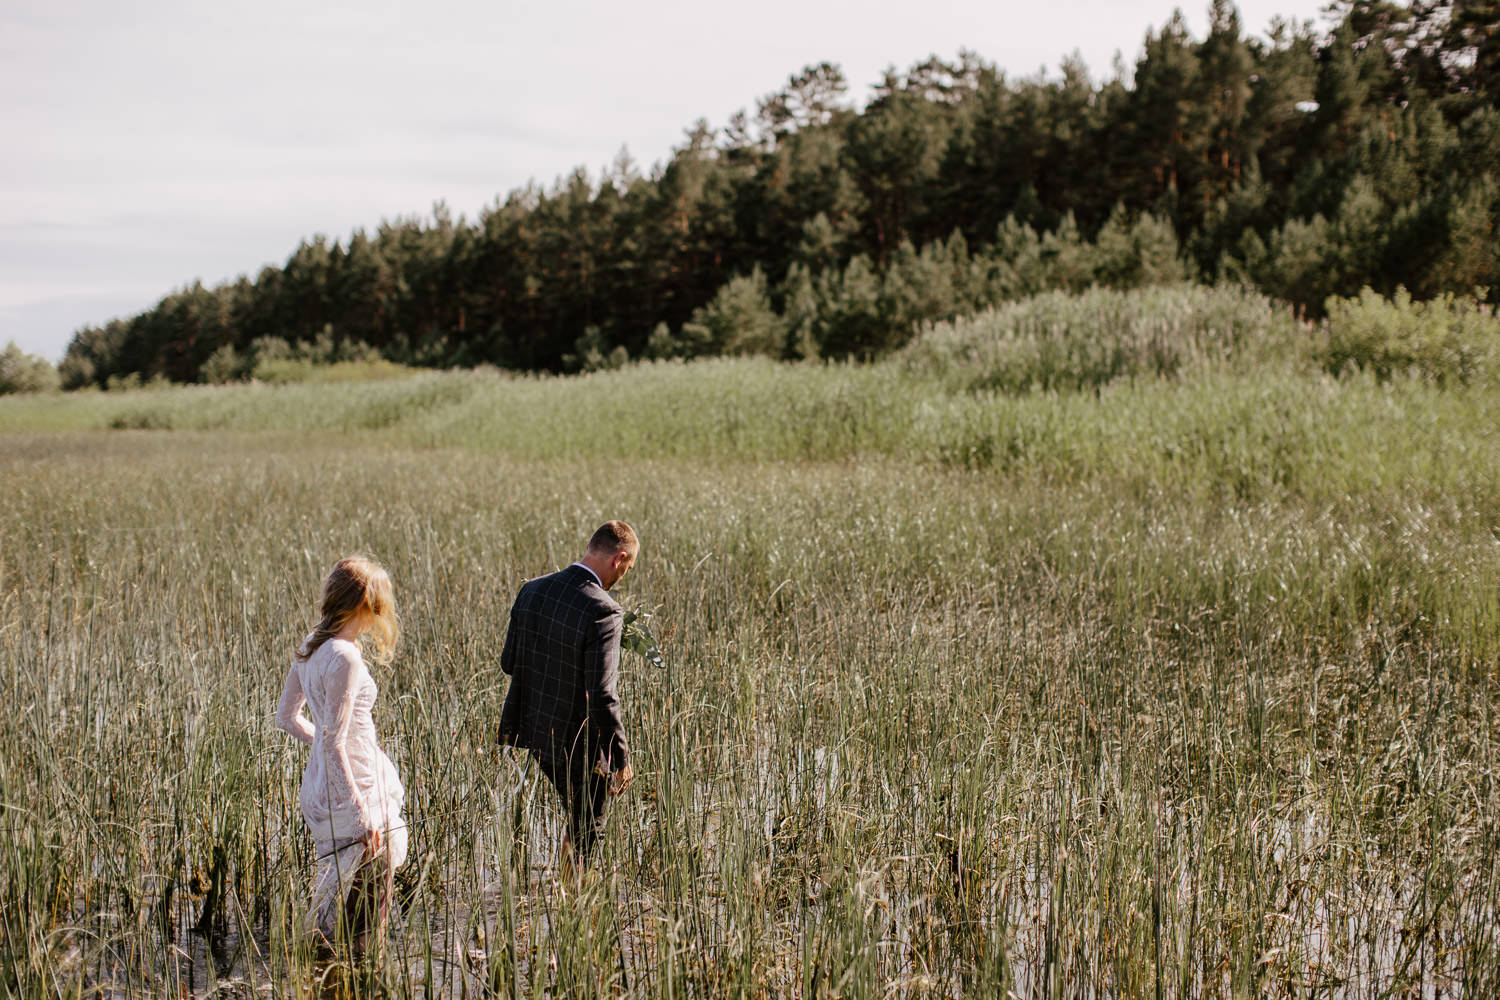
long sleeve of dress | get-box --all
[320,650,374,834]
[275,662,316,746]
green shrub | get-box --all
[250,356,414,384]
[1090,207,1187,289]
[898,284,1299,394]
[103,372,171,392]
[562,325,629,372]
[199,344,246,384]
[0,341,61,394]
[680,266,787,358]
[246,335,294,364]
[1320,286,1499,384]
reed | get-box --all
[1,284,1497,996]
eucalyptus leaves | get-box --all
[621,608,665,669]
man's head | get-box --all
[583,520,639,590]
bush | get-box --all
[898,284,1298,394]
[197,334,395,383]
[1091,207,1187,289]
[680,267,787,358]
[1320,287,1499,384]
[0,341,61,394]
[57,351,96,391]
[199,344,246,384]
[105,372,172,392]
[562,325,629,372]
[812,255,890,358]
[250,357,414,385]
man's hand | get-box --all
[608,762,633,796]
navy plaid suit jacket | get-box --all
[497,565,629,774]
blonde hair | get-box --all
[295,556,399,665]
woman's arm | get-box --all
[274,662,315,746]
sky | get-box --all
[2,0,1335,361]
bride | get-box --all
[276,556,409,958]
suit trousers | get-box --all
[534,749,611,862]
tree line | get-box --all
[58,0,1500,388]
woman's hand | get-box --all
[364,826,385,856]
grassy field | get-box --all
[2,286,1498,997]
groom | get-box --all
[498,521,638,869]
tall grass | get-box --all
[4,359,1497,504]
[1,432,1496,997]
[2,283,1498,996]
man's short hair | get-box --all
[587,520,639,556]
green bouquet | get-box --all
[621,608,665,669]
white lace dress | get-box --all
[276,637,408,933]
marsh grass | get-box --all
[2,284,1498,996]
[1,429,1497,997]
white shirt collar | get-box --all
[570,561,602,587]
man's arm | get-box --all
[500,591,521,676]
[583,607,629,774]
[497,590,525,746]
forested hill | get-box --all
[61,0,1500,387]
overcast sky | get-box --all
[2,0,1334,360]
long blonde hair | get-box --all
[295,556,399,665]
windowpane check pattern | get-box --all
[498,565,629,774]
